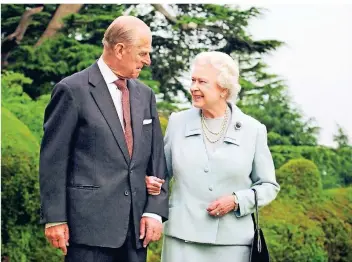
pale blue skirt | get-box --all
[161,235,250,262]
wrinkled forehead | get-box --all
[133,31,152,51]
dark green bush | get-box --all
[307,187,352,262]
[261,160,327,261]
[261,199,327,262]
[336,147,352,185]
[271,145,350,188]
[261,159,351,262]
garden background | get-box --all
[1,4,351,262]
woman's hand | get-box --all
[145,176,165,195]
[207,195,237,217]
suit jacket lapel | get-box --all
[88,63,130,163]
[128,79,143,163]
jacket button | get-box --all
[204,167,209,173]
[124,191,129,196]
[209,186,213,191]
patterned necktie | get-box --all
[114,79,133,158]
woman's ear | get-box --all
[221,89,229,98]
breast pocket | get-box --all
[142,120,152,138]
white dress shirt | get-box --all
[45,57,161,228]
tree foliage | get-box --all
[333,124,350,149]
[238,63,319,146]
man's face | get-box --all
[117,32,152,79]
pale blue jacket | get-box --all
[163,102,280,245]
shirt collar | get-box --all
[97,56,119,85]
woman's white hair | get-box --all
[191,51,241,102]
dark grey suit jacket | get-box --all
[39,62,169,249]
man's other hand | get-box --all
[145,176,164,195]
[139,216,163,248]
[45,224,69,255]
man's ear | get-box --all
[114,43,125,59]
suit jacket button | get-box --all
[124,191,129,196]
[209,186,213,191]
[204,167,209,173]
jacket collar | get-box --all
[184,102,244,146]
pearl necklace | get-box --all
[201,108,229,143]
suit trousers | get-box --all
[65,213,147,262]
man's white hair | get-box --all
[191,51,241,102]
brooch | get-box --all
[235,121,242,130]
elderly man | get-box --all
[39,16,169,262]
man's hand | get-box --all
[45,224,69,255]
[145,176,165,195]
[139,216,163,248]
[207,195,237,217]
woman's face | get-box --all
[190,64,226,110]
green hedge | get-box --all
[271,145,352,188]
[260,159,351,262]
[261,159,327,261]
[261,198,327,262]
[1,107,62,261]
[2,71,50,141]
[307,187,352,262]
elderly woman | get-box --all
[146,51,280,262]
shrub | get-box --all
[271,146,349,188]
[276,159,322,201]
[2,71,50,141]
[1,107,62,261]
[261,199,327,262]
[307,187,352,262]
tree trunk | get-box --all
[35,4,83,47]
[151,4,221,32]
[1,5,44,67]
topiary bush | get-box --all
[2,71,50,142]
[271,145,350,188]
[276,159,322,201]
[1,107,62,261]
